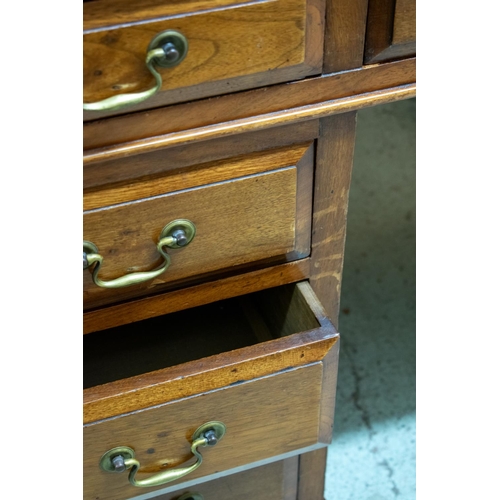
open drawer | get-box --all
[152,458,299,500]
[83,281,339,500]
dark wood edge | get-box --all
[84,259,310,334]
[83,58,416,156]
[318,337,340,443]
[365,43,416,64]
[323,0,369,72]
[364,0,396,63]
[284,456,300,500]
[83,0,325,121]
[297,448,328,500]
[84,336,337,423]
[294,144,315,258]
[363,0,415,64]
[84,281,339,423]
[309,112,358,329]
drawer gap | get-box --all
[83,282,320,389]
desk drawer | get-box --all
[155,458,298,500]
[83,143,313,310]
[364,0,416,63]
[83,0,324,119]
[83,282,339,500]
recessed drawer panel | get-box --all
[83,282,339,500]
[83,144,313,310]
[83,0,325,119]
[364,0,416,63]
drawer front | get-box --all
[364,0,416,64]
[83,282,339,500]
[83,144,313,310]
[158,458,298,500]
[83,0,324,119]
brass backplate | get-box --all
[160,219,196,249]
[99,446,135,473]
[147,30,189,68]
[192,421,226,442]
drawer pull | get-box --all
[83,30,188,112]
[99,421,225,488]
[83,219,195,289]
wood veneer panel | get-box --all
[84,365,325,500]
[84,0,252,31]
[83,282,338,422]
[393,0,416,46]
[83,59,416,161]
[323,0,369,72]
[364,0,416,64]
[83,120,319,190]
[83,0,325,118]
[83,259,310,334]
[84,142,311,210]
[84,167,297,309]
[297,448,328,500]
[309,113,357,329]
[153,458,299,500]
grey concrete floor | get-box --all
[324,99,416,500]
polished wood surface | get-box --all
[298,448,328,500]
[82,1,417,496]
[84,142,311,209]
[84,364,326,500]
[84,121,319,190]
[154,458,299,500]
[84,0,324,119]
[83,259,310,334]
[84,282,338,422]
[392,0,416,45]
[324,0,369,72]
[84,283,338,498]
[364,0,416,63]
[83,58,416,161]
[84,0,251,30]
[310,113,358,328]
[84,145,313,309]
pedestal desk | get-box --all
[83,0,416,498]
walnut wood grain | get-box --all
[84,281,338,422]
[85,84,414,167]
[297,448,328,500]
[84,0,251,31]
[84,364,328,500]
[83,59,416,162]
[83,58,415,152]
[83,0,324,119]
[83,259,310,334]
[153,458,299,500]
[323,0,369,72]
[309,113,357,329]
[84,121,319,190]
[392,0,416,46]
[84,144,313,310]
[364,0,416,64]
[84,142,311,210]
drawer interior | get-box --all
[84,282,320,389]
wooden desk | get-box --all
[83,1,416,498]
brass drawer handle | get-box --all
[83,219,195,289]
[99,422,225,488]
[83,30,188,112]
